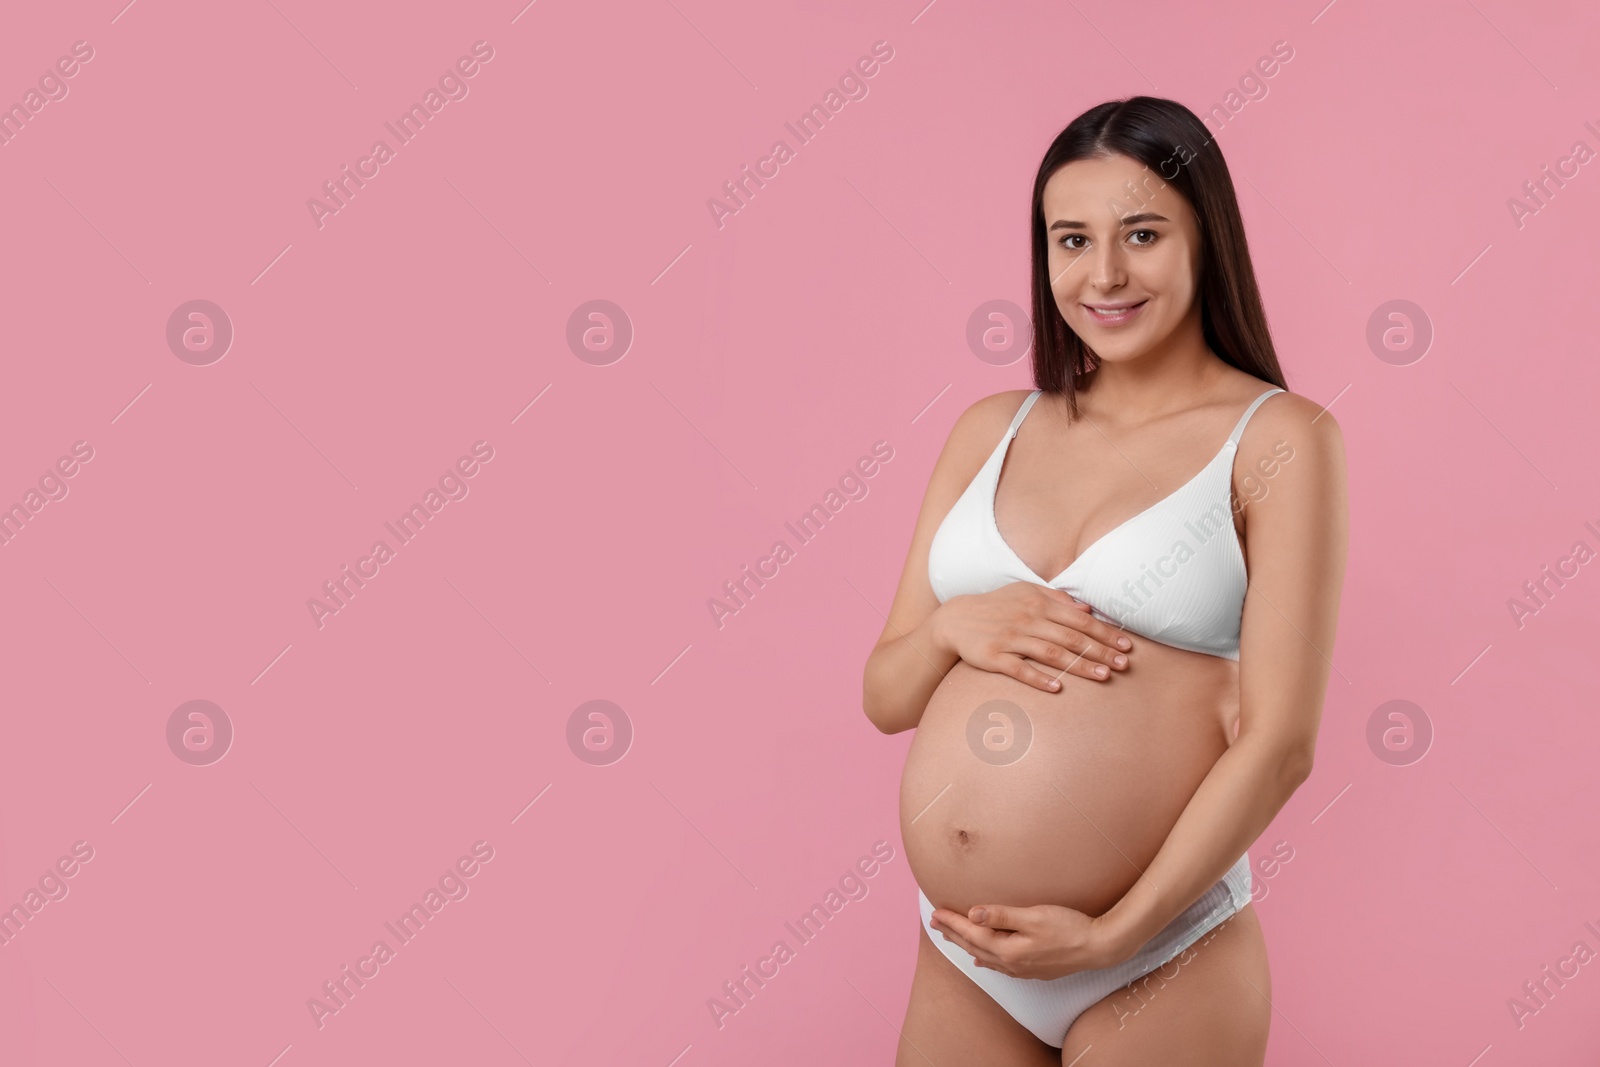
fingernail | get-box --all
[1113,655,1127,667]
[972,908,987,923]
[1118,637,1132,650]
[1049,680,1061,690]
[1095,666,1108,677]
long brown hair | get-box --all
[1029,96,1288,417]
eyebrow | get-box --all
[1048,211,1170,231]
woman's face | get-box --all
[1041,153,1204,365]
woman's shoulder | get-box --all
[961,387,1039,426]
[944,388,1036,448]
[1238,377,1337,427]
[1229,379,1345,468]
[925,388,1036,483]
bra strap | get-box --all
[1006,390,1044,438]
[1226,387,1285,447]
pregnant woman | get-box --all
[862,97,1348,1065]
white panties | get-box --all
[917,851,1253,1048]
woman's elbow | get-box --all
[860,691,910,735]
[1240,729,1315,787]
[1284,744,1315,786]
[860,675,893,734]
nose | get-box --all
[1054,237,1127,293]
[1087,241,1127,290]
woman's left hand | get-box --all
[929,901,1124,980]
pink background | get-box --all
[1,0,1598,1064]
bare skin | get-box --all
[1058,905,1272,1065]
[864,152,1347,1063]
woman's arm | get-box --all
[862,610,961,735]
[1094,392,1349,961]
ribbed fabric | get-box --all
[917,851,1254,1048]
[927,388,1285,661]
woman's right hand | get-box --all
[931,582,1133,692]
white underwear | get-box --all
[916,850,1253,1048]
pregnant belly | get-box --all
[900,643,1239,920]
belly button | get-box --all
[951,827,977,849]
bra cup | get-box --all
[1064,461,1246,657]
[926,453,998,603]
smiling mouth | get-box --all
[1082,300,1148,324]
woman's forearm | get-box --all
[1095,733,1312,960]
[861,604,959,734]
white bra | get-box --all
[927,387,1285,661]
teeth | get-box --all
[1089,304,1140,314]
